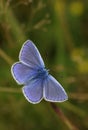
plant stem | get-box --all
[0,87,21,93]
[50,102,79,130]
[0,48,14,65]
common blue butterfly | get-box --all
[11,40,68,104]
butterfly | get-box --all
[11,40,68,104]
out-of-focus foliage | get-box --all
[0,0,88,130]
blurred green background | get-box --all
[0,0,88,130]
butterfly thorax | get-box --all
[36,67,49,79]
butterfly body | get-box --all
[11,40,68,104]
[35,67,49,79]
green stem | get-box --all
[61,101,86,117]
[69,93,88,100]
[0,48,14,65]
[0,87,21,93]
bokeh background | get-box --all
[0,0,88,130]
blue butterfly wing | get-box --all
[11,62,36,84]
[19,40,44,68]
[22,78,43,104]
[43,75,68,102]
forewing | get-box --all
[11,62,36,84]
[43,75,68,102]
[22,79,43,104]
[19,40,44,68]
